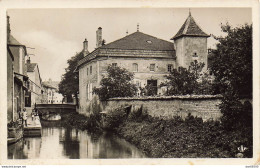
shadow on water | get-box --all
[8,114,146,159]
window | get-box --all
[150,64,155,72]
[90,66,92,74]
[86,84,89,100]
[112,63,117,67]
[193,52,198,57]
[87,68,88,75]
[133,63,138,72]
[167,64,173,72]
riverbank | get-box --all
[44,107,252,158]
[102,106,252,158]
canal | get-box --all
[8,120,146,159]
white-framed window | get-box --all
[133,63,138,72]
[150,64,155,72]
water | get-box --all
[8,126,146,159]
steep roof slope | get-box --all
[171,13,210,40]
[8,35,23,45]
[26,63,37,72]
[101,31,174,51]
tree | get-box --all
[59,52,84,104]
[210,23,252,130]
[211,23,252,98]
[161,67,198,95]
[93,65,137,101]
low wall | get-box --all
[106,95,223,121]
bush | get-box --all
[115,113,252,158]
[103,106,128,130]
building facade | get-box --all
[77,13,210,115]
[42,79,63,104]
[25,58,44,107]
[7,23,29,123]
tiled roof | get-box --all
[26,63,37,72]
[100,31,174,51]
[77,31,175,68]
[42,81,59,89]
[8,35,22,45]
[171,13,210,40]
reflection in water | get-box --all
[8,127,146,159]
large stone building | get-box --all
[77,13,210,115]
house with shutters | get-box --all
[77,12,210,115]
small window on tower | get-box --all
[87,68,88,75]
[90,66,92,74]
[193,52,198,57]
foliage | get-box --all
[59,52,84,103]
[140,84,157,96]
[189,60,205,79]
[93,65,137,101]
[210,23,252,130]
[103,106,128,130]
[7,120,20,128]
[116,114,252,158]
[161,67,198,95]
[194,71,215,95]
[60,112,102,132]
[210,23,252,98]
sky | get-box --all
[8,8,252,82]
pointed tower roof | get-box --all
[171,13,210,40]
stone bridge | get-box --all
[36,104,77,115]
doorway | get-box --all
[147,80,157,96]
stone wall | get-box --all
[106,95,222,121]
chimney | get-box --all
[27,57,31,64]
[96,27,102,48]
[83,38,89,56]
[7,15,11,43]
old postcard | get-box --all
[0,0,259,166]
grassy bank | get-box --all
[103,106,252,158]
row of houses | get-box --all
[76,12,211,115]
[7,15,63,125]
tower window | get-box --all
[167,64,173,72]
[87,68,88,75]
[193,52,198,57]
[90,66,92,74]
[133,63,138,72]
[150,64,155,72]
